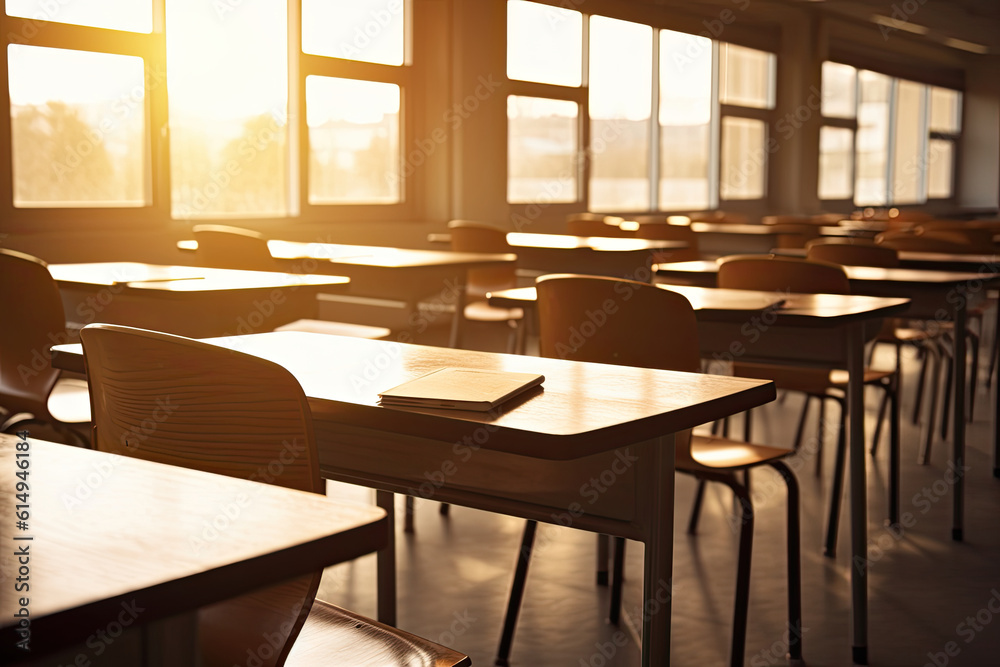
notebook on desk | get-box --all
[378,368,544,411]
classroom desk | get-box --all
[656,260,998,546]
[0,434,387,666]
[502,232,686,276]
[179,238,516,332]
[50,262,350,339]
[774,246,1000,272]
[489,282,911,665]
[53,331,775,667]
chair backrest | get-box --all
[80,324,321,667]
[448,220,518,297]
[535,273,701,460]
[634,222,701,261]
[717,254,850,295]
[566,214,634,238]
[0,249,66,418]
[193,223,279,270]
[805,238,900,268]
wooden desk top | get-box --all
[180,239,516,269]
[52,332,774,460]
[775,247,999,270]
[505,232,685,252]
[656,259,995,285]
[49,262,350,291]
[0,435,386,661]
[489,284,910,327]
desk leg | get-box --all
[376,490,397,626]
[144,613,199,666]
[847,323,868,665]
[952,303,966,542]
[994,296,1000,478]
[638,435,674,667]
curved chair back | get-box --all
[448,220,518,296]
[80,324,321,667]
[717,255,850,295]
[193,224,279,270]
[0,249,66,418]
[805,238,900,268]
[634,222,701,262]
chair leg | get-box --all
[768,461,803,662]
[919,342,944,465]
[596,534,610,585]
[824,396,847,558]
[496,520,537,667]
[440,503,450,516]
[912,343,931,425]
[404,495,415,533]
[967,330,980,422]
[687,480,707,534]
[941,339,954,439]
[815,397,827,479]
[719,476,754,667]
[792,395,810,452]
[608,536,625,625]
[888,379,900,527]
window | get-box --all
[4,0,410,222]
[819,61,962,205]
[505,1,776,211]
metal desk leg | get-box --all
[952,302,966,542]
[376,490,397,626]
[639,435,675,667]
[847,323,868,664]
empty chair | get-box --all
[495,275,801,667]
[447,220,524,352]
[634,220,701,262]
[716,254,899,556]
[565,213,633,237]
[0,249,90,446]
[80,324,470,667]
[193,224,392,340]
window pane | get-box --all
[819,127,854,200]
[890,79,926,204]
[5,0,151,33]
[8,45,147,207]
[508,96,578,203]
[659,30,712,209]
[307,76,401,205]
[927,139,954,199]
[302,0,405,66]
[167,0,288,219]
[855,70,891,206]
[821,61,856,119]
[929,86,961,134]
[720,117,766,200]
[588,15,651,211]
[507,0,582,87]
[719,43,775,109]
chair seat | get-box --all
[880,327,937,343]
[285,600,471,667]
[46,377,91,424]
[463,300,523,323]
[685,434,792,471]
[275,319,392,339]
[733,362,891,395]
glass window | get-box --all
[5,0,152,33]
[719,43,775,109]
[306,76,401,205]
[588,15,652,211]
[818,127,854,200]
[855,70,891,206]
[8,45,148,207]
[890,79,926,204]
[929,86,961,134]
[821,62,857,119]
[926,139,954,199]
[659,30,712,210]
[302,0,406,66]
[507,96,578,203]
[507,0,582,87]
[166,0,289,219]
[720,117,766,200]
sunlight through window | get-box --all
[302,0,406,66]
[507,96,579,203]
[506,0,582,87]
[5,0,151,33]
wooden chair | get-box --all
[447,220,524,352]
[192,224,391,340]
[634,220,702,262]
[565,213,633,237]
[716,254,899,557]
[80,324,471,667]
[0,249,90,446]
[495,275,801,667]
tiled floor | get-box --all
[317,323,1000,666]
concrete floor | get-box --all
[316,322,1000,667]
